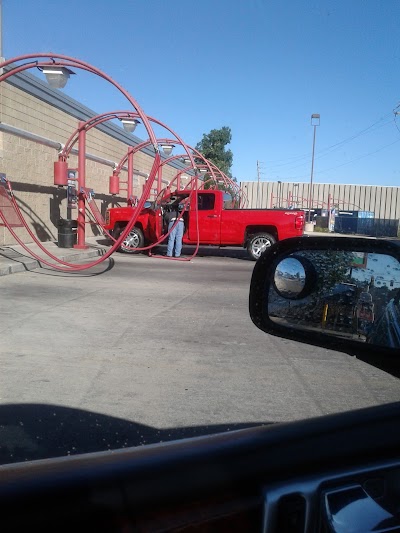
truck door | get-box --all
[188,192,220,244]
[147,206,163,242]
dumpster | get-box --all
[315,215,329,229]
[57,219,77,248]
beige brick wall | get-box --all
[0,82,185,246]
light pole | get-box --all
[308,113,320,223]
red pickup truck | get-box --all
[104,189,305,260]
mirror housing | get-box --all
[249,237,400,360]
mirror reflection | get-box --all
[268,250,400,348]
[274,257,306,299]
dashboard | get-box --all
[1,401,400,532]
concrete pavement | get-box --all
[0,230,374,278]
[1,246,400,464]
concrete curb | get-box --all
[0,233,381,277]
[304,230,378,239]
[0,241,107,277]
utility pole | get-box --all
[308,114,320,224]
[0,0,3,59]
[256,160,265,208]
[0,0,4,74]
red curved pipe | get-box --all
[0,54,163,269]
[0,54,158,147]
[1,155,161,270]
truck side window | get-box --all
[198,193,215,211]
[223,192,233,210]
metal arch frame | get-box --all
[57,111,147,226]
[58,107,244,210]
[62,111,200,206]
[156,154,242,201]
[56,112,164,208]
[0,54,157,145]
[175,166,248,209]
[0,54,244,266]
[0,54,160,250]
[166,149,219,191]
[111,139,191,202]
[107,112,198,176]
[0,53,161,270]
[104,141,237,259]
[163,146,238,197]
[58,111,142,161]
[179,153,247,208]
[183,146,242,195]
[93,138,202,256]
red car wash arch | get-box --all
[0,53,237,269]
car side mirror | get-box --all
[249,237,400,358]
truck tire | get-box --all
[115,226,144,254]
[247,233,276,260]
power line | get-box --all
[316,113,393,155]
[267,112,393,172]
[283,137,400,180]
[271,116,394,173]
[393,113,400,136]
[317,137,400,175]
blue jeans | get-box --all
[167,220,184,257]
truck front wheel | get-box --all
[247,233,276,260]
[115,226,144,254]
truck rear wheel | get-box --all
[115,226,144,254]
[247,233,276,260]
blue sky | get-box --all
[3,0,400,186]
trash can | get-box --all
[57,219,77,248]
[315,216,329,229]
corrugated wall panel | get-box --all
[353,186,361,211]
[241,182,400,220]
[358,186,366,212]
[394,188,400,219]
[387,187,396,219]
[366,185,374,213]
[381,187,389,219]
[350,185,358,210]
[375,187,383,218]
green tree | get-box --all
[195,126,233,177]
[304,250,355,294]
[276,251,356,324]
